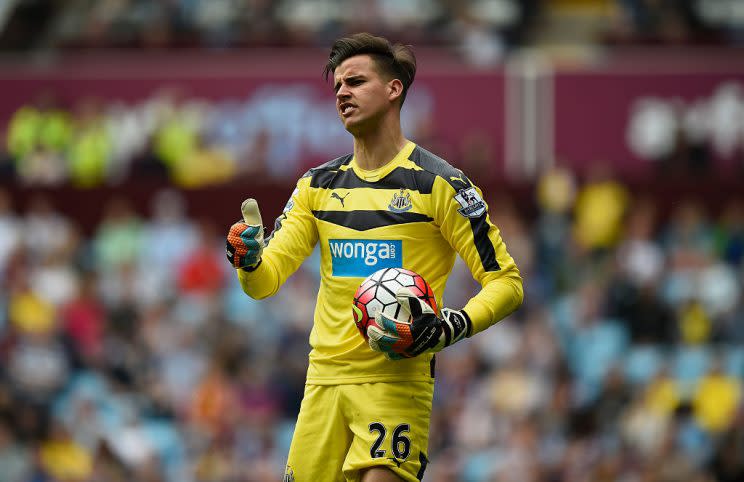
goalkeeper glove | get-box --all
[368,287,472,360]
[226,199,264,270]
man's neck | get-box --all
[353,120,408,171]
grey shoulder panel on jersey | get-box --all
[409,146,471,190]
[302,154,353,187]
[411,146,500,271]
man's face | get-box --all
[333,54,396,135]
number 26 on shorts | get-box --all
[368,422,411,461]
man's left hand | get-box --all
[367,287,472,360]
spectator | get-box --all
[0,189,21,277]
[572,164,629,254]
[38,419,93,481]
[93,197,143,269]
[68,98,112,187]
[691,362,741,433]
[0,416,32,482]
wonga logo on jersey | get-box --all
[329,239,402,277]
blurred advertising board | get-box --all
[554,70,744,178]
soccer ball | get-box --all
[352,267,438,342]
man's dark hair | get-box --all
[323,33,417,107]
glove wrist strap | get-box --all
[442,309,472,347]
[241,259,263,272]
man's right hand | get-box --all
[226,199,264,270]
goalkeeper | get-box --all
[226,33,523,482]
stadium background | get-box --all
[1,0,744,481]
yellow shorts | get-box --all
[284,381,435,482]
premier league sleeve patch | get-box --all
[454,187,487,218]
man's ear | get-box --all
[388,79,404,104]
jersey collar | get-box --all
[350,141,416,182]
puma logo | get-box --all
[450,174,468,185]
[331,192,349,207]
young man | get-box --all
[226,33,523,482]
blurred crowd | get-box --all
[3,0,744,57]
[1,0,539,61]
[2,91,260,189]
[1,162,743,481]
[607,0,744,45]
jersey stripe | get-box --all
[310,169,341,189]
[470,216,501,271]
[312,210,433,231]
[311,167,436,193]
[302,154,353,187]
[266,198,292,245]
[265,212,285,245]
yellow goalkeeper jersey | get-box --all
[237,141,522,385]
